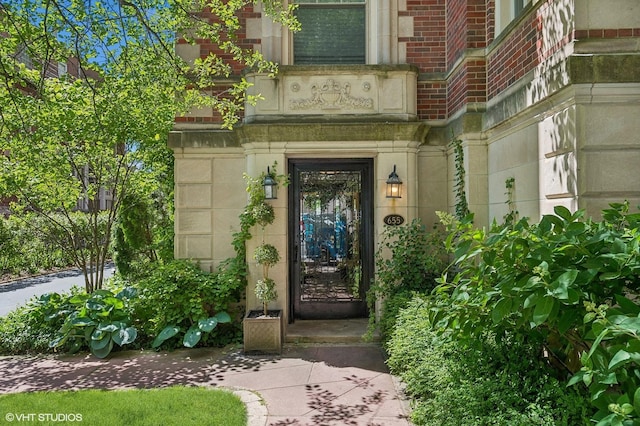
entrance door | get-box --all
[289,159,373,319]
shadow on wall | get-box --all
[527,0,574,105]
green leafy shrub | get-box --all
[366,219,446,341]
[387,296,592,425]
[0,307,58,355]
[112,191,174,280]
[130,259,242,349]
[376,290,412,346]
[431,203,640,425]
[254,243,280,267]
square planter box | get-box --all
[243,310,283,354]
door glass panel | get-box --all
[299,170,362,302]
[290,160,372,320]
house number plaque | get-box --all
[383,214,405,226]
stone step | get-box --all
[285,318,380,344]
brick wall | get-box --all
[446,0,487,67]
[447,59,487,115]
[485,0,495,45]
[196,6,260,75]
[413,0,488,120]
[486,13,538,99]
[401,0,446,74]
[176,5,260,125]
[446,0,466,68]
[574,28,640,39]
[486,0,581,101]
[177,0,640,127]
[417,81,447,120]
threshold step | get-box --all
[285,318,380,344]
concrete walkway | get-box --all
[0,344,411,426]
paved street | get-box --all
[0,266,115,317]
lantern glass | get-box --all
[386,165,402,199]
[263,168,277,200]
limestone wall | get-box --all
[576,84,640,218]
[172,134,246,272]
[575,0,640,30]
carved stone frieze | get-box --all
[289,79,374,110]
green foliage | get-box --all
[451,135,470,220]
[251,202,276,229]
[0,214,74,277]
[430,202,640,425]
[0,65,161,290]
[387,296,592,426]
[255,278,278,316]
[152,311,232,349]
[48,288,138,359]
[113,189,174,280]
[113,193,156,274]
[254,244,280,268]
[1,0,296,292]
[130,260,242,350]
[0,0,299,131]
[0,290,81,355]
[503,177,518,225]
[376,290,413,346]
[366,219,446,341]
[0,217,18,273]
[241,163,288,313]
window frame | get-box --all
[286,0,370,65]
[293,0,367,65]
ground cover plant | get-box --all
[387,295,591,425]
[0,295,73,355]
[128,259,241,350]
[0,386,246,426]
[0,258,242,356]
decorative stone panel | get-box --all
[244,65,418,122]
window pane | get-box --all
[294,5,365,65]
[514,0,525,15]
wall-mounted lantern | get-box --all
[263,166,277,200]
[386,165,402,199]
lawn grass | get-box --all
[0,385,246,426]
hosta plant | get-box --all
[49,288,138,358]
[151,311,232,349]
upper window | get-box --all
[495,0,537,36]
[293,0,366,65]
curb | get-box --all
[231,389,268,426]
